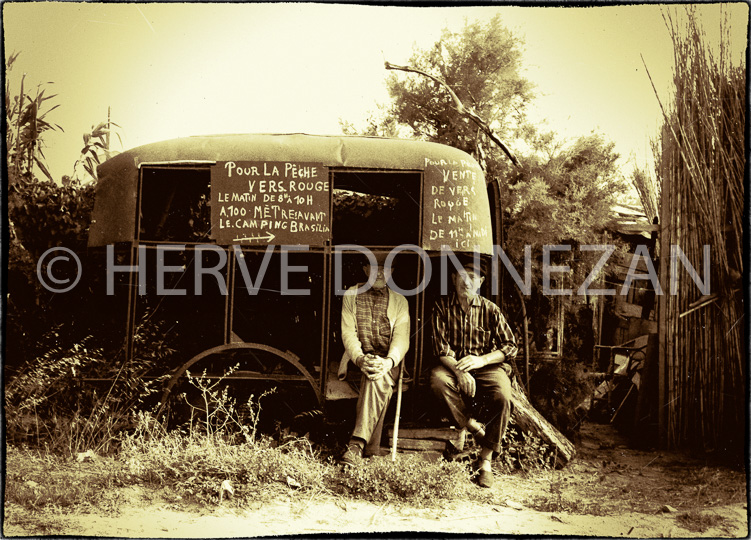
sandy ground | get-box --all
[6,495,749,538]
[4,423,748,538]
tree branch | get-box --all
[385,61,519,168]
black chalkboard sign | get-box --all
[421,160,492,254]
[210,161,330,245]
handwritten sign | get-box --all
[421,158,492,254]
[210,161,330,245]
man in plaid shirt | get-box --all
[338,253,410,467]
[431,259,518,488]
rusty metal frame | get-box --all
[155,342,323,419]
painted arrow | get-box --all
[234,231,276,243]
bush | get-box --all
[5,316,171,455]
[498,427,555,472]
[529,359,593,440]
[6,177,110,372]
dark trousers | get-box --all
[430,364,512,454]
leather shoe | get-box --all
[477,467,494,488]
[339,443,363,467]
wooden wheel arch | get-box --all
[155,342,322,419]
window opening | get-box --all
[332,171,420,247]
[139,167,211,242]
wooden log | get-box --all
[510,382,576,468]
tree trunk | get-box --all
[510,380,576,467]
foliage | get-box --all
[385,15,533,167]
[342,17,628,355]
[5,51,63,183]
[4,447,127,513]
[5,57,126,363]
[123,425,314,505]
[6,175,110,370]
[504,133,629,276]
[333,190,397,218]
[121,376,476,506]
[498,427,555,473]
[337,454,470,502]
[73,119,123,182]
[5,333,105,449]
[179,367,273,444]
[5,54,100,367]
[8,176,95,260]
[331,189,404,245]
[528,359,593,440]
[4,317,171,455]
[562,304,595,365]
[158,190,211,241]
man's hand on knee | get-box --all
[361,354,393,380]
[454,370,476,397]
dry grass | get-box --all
[676,511,730,534]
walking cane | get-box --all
[390,360,405,462]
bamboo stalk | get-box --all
[654,6,745,455]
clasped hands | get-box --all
[358,354,393,380]
[452,355,487,398]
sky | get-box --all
[3,2,748,184]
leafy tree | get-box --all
[384,15,534,175]
[346,16,628,274]
[503,131,630,300]
[505,132,627,256]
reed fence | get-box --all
[652,8,745,460]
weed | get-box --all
[498,427,555,473]
[676,511,728,533]
[4,446,124,511]
[179,366,273,444]
[120,430,328,505]
[5,334,109,452]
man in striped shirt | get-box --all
[431,260,518,488]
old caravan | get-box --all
[89,133,504,424]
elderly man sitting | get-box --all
[430,259,518,488]
[338,252,409,467]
